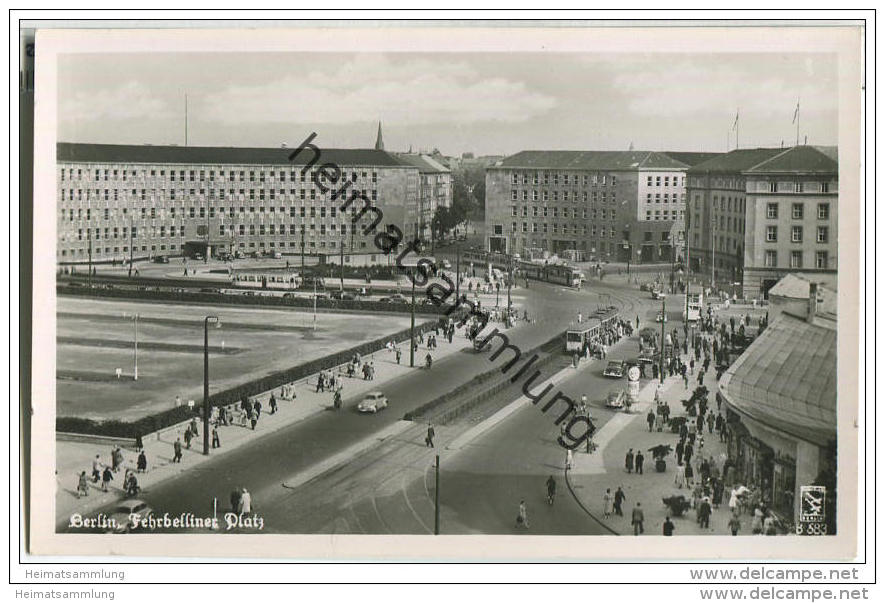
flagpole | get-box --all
[795,98,800,146]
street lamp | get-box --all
[122,312,139,380]
[410,268,416,368]
[659,296,666,385]
[203,315,220,455]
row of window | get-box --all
[59,204,372,222]
[766,181,831,194]
[66,221,364,242]
[61,167,379,184]
[510,222,621,237]
[646,193,686,204]
[61,188,379,203]
[510,172,618,187]
[646,175,685,187]
[645,210,684,221]
[510,206,617,220]
[509,189,616,203]
[764,250,829,269]
[59,238,371,258]
[765,225,830,243]
[766,202,831,220]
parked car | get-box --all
[330,290,357,301]
[357,391,389,413]
[605,389,627,409]
[194,253,204,261]
[382,294,408,304]
[271,251,282,259]
[656,312,668,323]
[153,255,170,264]
[107,499,153,534]
[651,290,666,300]
[603,360,626,378]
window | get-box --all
[817,226,829,243]
[792,203,804,219]
[790,251,803,268]
[794,182,803,193]
[791,225,803,243]
[765,250,777,267]
[769,181,778,193]
[766,226,777,242]
[818,203,830,219]
[766,203,778,219]
[816,251,828,269]
[821,182,830,193]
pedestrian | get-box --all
[663,516,675,536]
[625,448,634,474]
[752,508,765,534]
[684,460,695,487]
[614,486,626,516]
[173,437,183,463]
[112,446,123,472]
[565,448,574,471]
[707,412,715,434]
[647,410,655,432]
[189,417,199,439]
[269,393,277,415]
[684,441,694,465]
[230,488,242,512]
[635,450,644,475]
[212,426,221,449]
[674,462,686,488]
[240,488,252,515]
[184,426,193,449]
[250,410,258,430]
[631,503,645,535]
[137,450,147,472]
[603,488,613,518]
[91,454,102,482]
[698,497,712,529]
[728,513,742,536]
[516,499,529,529]
[396,348,402,364]
[101,466,113,492]
[77,471,89,498]
[135,433,144,451]
[254,399,262,418]
[675,439,685,465]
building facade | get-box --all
[394,153,453,241]
[56,142,421,265]
[686,146,838,299]
[484,151,691,264]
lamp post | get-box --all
[410,269,416,368]
[455,244,461,302]
[659,296,666,385]
[203,315,220,455]
[123,312,139,380]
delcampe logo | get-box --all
[799,485,826,523]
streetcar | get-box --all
[565,308,620,354]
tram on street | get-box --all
[565,308,620,353]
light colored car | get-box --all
[651,290,666,300]
[108,499,153,534]
[605,389,627,409]
[357,391,389,413]
[656,312,668,323]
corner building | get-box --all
[485,151,691,263]
[686,146,838,299]
[56,142,421,264]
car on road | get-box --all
[651,290,666,300]
[656,311,668,323]
[330,290,357,301]
[603,360,626,378]
[357,391,389,413]
[194,253,204,261]
[153,255,170,264]
[379,293,408,304]
[637,350,657,366]
[271,251,282,259]
[605,389,627,409]
[107,499,153,534]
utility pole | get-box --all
[340,237,344,292]
[434,454,440,535]
[313,277,317,331]
[711,200,716,290]
[455,244,461,302]
[133,313,139,381]
[300,225,306,285]
[203,315,219,455]
[87,225,93,287]
[410,271,416,368]
[659,296,666,385]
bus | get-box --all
[684,291,703,322]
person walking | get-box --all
[663,516,675,536]
[240,488,252,515]
[603,488,613,518]
[425,424,435,448]
[269,394,278,415]
[212,426,221,449]
[77,471,89,498]
[646,410,655,432]
[631,503,645,535]
[136,450,147,473]
[546,475,557,505]
[230,488,242,512]
[675,439,685,465]
[698,497,712,529]
[396,348,402,364]
[173,438,183,463]
[516,500,529,529]
[250,410,258,430]
[91,454,102,483]
[684,460,695,487]
[101,466,114,492]
[728,513,742,536]
[184,425,193,449]
[635,450,644,475]
[674,462,686,488]
[613,486,626,516]
[625,448,634,474]
[565,448,574,471]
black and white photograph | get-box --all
[21,19,866,567]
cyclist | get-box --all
[546,475,557,506]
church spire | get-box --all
[374,121,384,151]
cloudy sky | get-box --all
[58,52,837,156]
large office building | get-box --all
[56,141,424,265]
[685,146,838,299]
[485,150,697,264]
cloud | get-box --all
[60,80,174,122]
[201,55,556,125]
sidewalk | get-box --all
[567,365,739,537]
[56,316,518,525]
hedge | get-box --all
[56,319,441,438]
[58,284,448,315]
